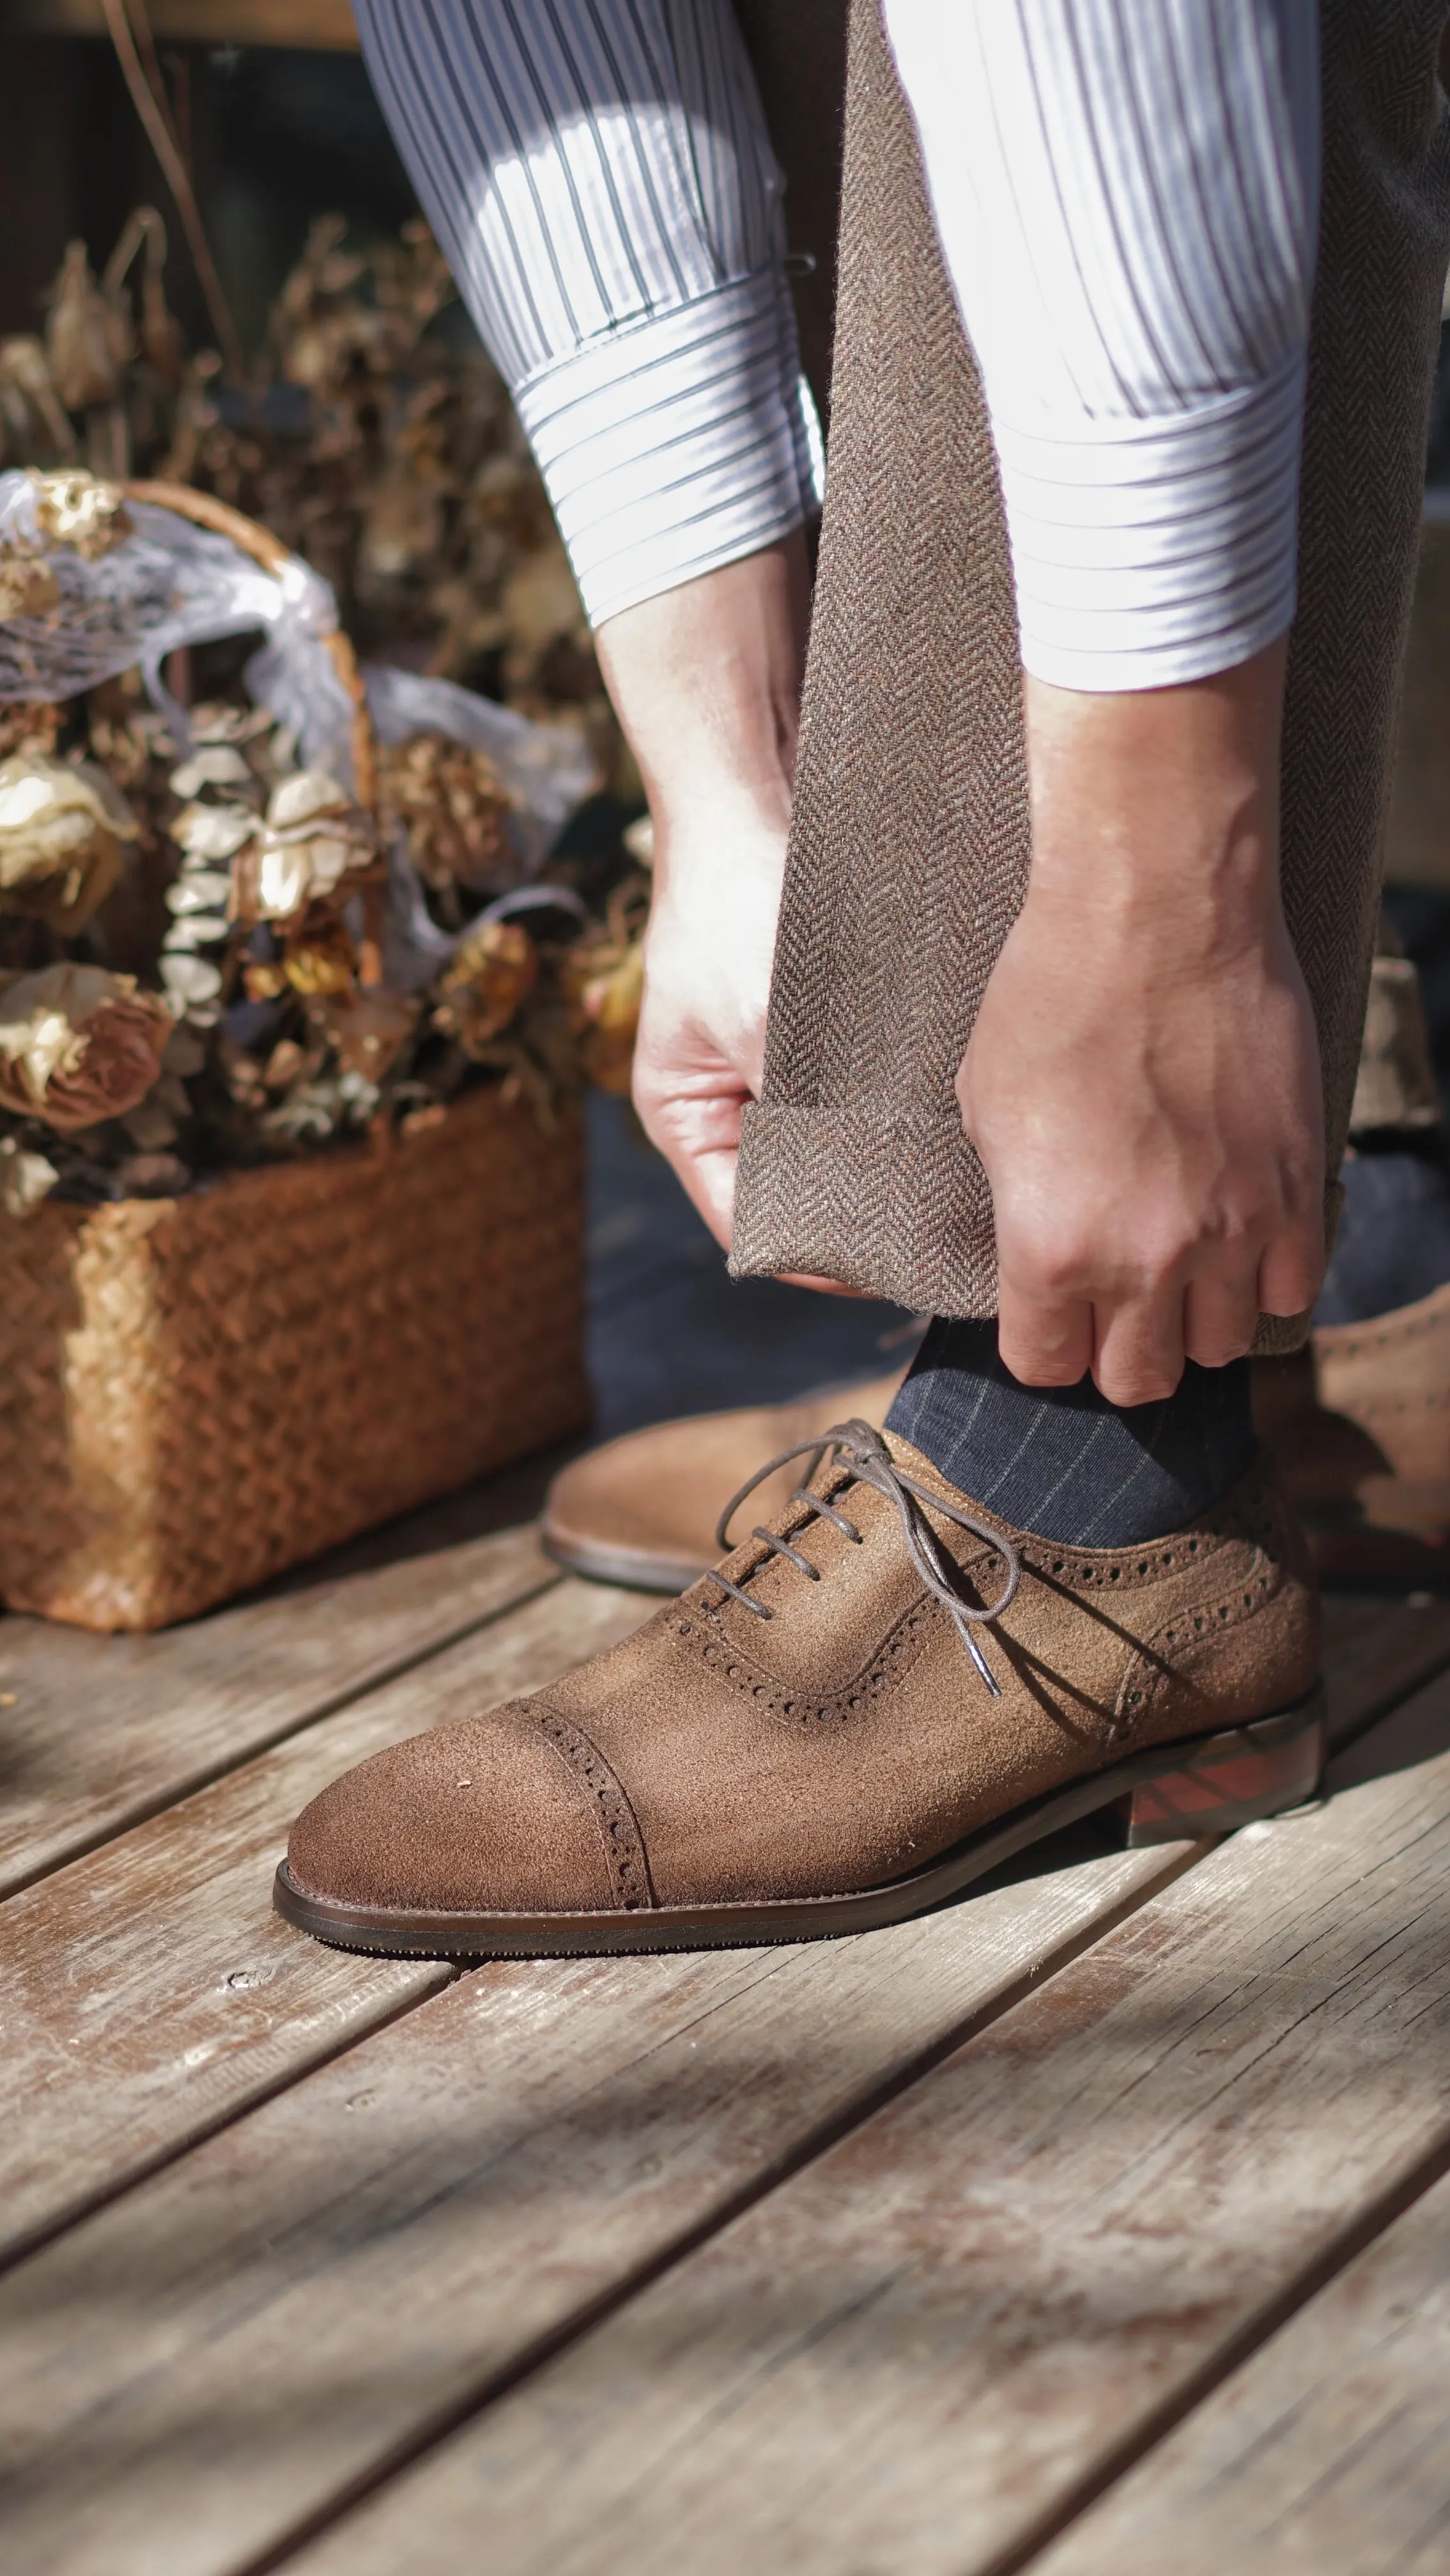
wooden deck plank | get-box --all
[274,1674,1450,2576]
[0,1578,652,2267]
[1030,1686,1450,2576]
[1028,2164,1450,2576]
[0,1462,560,1901]
[0,1842,1207,2575]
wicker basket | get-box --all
[0,1086,589,1631]
[0,479,590,1631]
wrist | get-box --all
[1021,637,1289,969]
[596,535,808,845]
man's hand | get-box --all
[958,641,1325,1407]
[631,822,785,1245]
[594,537,808,1245]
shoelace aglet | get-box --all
[957,1615,1001,1696]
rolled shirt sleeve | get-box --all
[351,0,824,629]
[882,0,1322,691]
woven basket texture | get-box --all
[0,1087,589,1632]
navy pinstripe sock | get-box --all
[885,1319,1256,1547]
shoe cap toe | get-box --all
[286,1706,619,1916]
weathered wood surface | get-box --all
[0,1463,559,1900]
[278,1676,1450,2576]
[1315,1591,1450,1750]
[0,1831,1206,2575]
[0,1577,652,2266]
[0,1587,1415,2276]
[1032,2163,1450,2575]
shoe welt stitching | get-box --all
[529,1706,656,1911]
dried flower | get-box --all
[231,769,376,924]
[560,881,647,1096]
[281,910,357,996]
[0,964,170,1132]
[0,545,59,620]
[433,918,537,1052]
[318,988,419,1080]
[27,468,132,560]
[113,1152,190,1199]
[380,733,514,892]
[0,753,140,932]
[174,800,257,863]
[45,243,129,411]
[0,1133,58,1219]
[0,702,61,762]
[168,744,252,799]
[158,953,223,1017]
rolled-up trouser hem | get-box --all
[730,1098,1338,1354]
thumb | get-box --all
[632,1062,748,1252]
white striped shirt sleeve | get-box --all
[355,0,1320,691]
[883,0,1320,689]
[351,0,824,629]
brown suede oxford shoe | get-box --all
[541,1370,906,1591]
[277,1422,1325,1959]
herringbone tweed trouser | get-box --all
[730,0,1450,1352]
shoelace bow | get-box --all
[706,1418,1021,1697]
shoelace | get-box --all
[706,1418,1022,1697]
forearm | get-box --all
[593,534,808,868]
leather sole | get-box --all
[541,1525,708,1593]
[273,1687,1327,1961]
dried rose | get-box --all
[0,753,140,933]
[0,964,170,1133]
[433,919,537,1052]
[27,468,132,561]
[231,770,376,924]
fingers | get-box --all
[1258,1217,1325,1321]
[995,1286,1095,1392]
[1182,1269,1260,1370]
[1090,1286,1188,1409]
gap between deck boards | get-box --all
[1,1595,1446,2576]
[266,1668,1450,2576]
[0,1506,560,1901]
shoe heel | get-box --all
[1118,1689,1327,1847]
